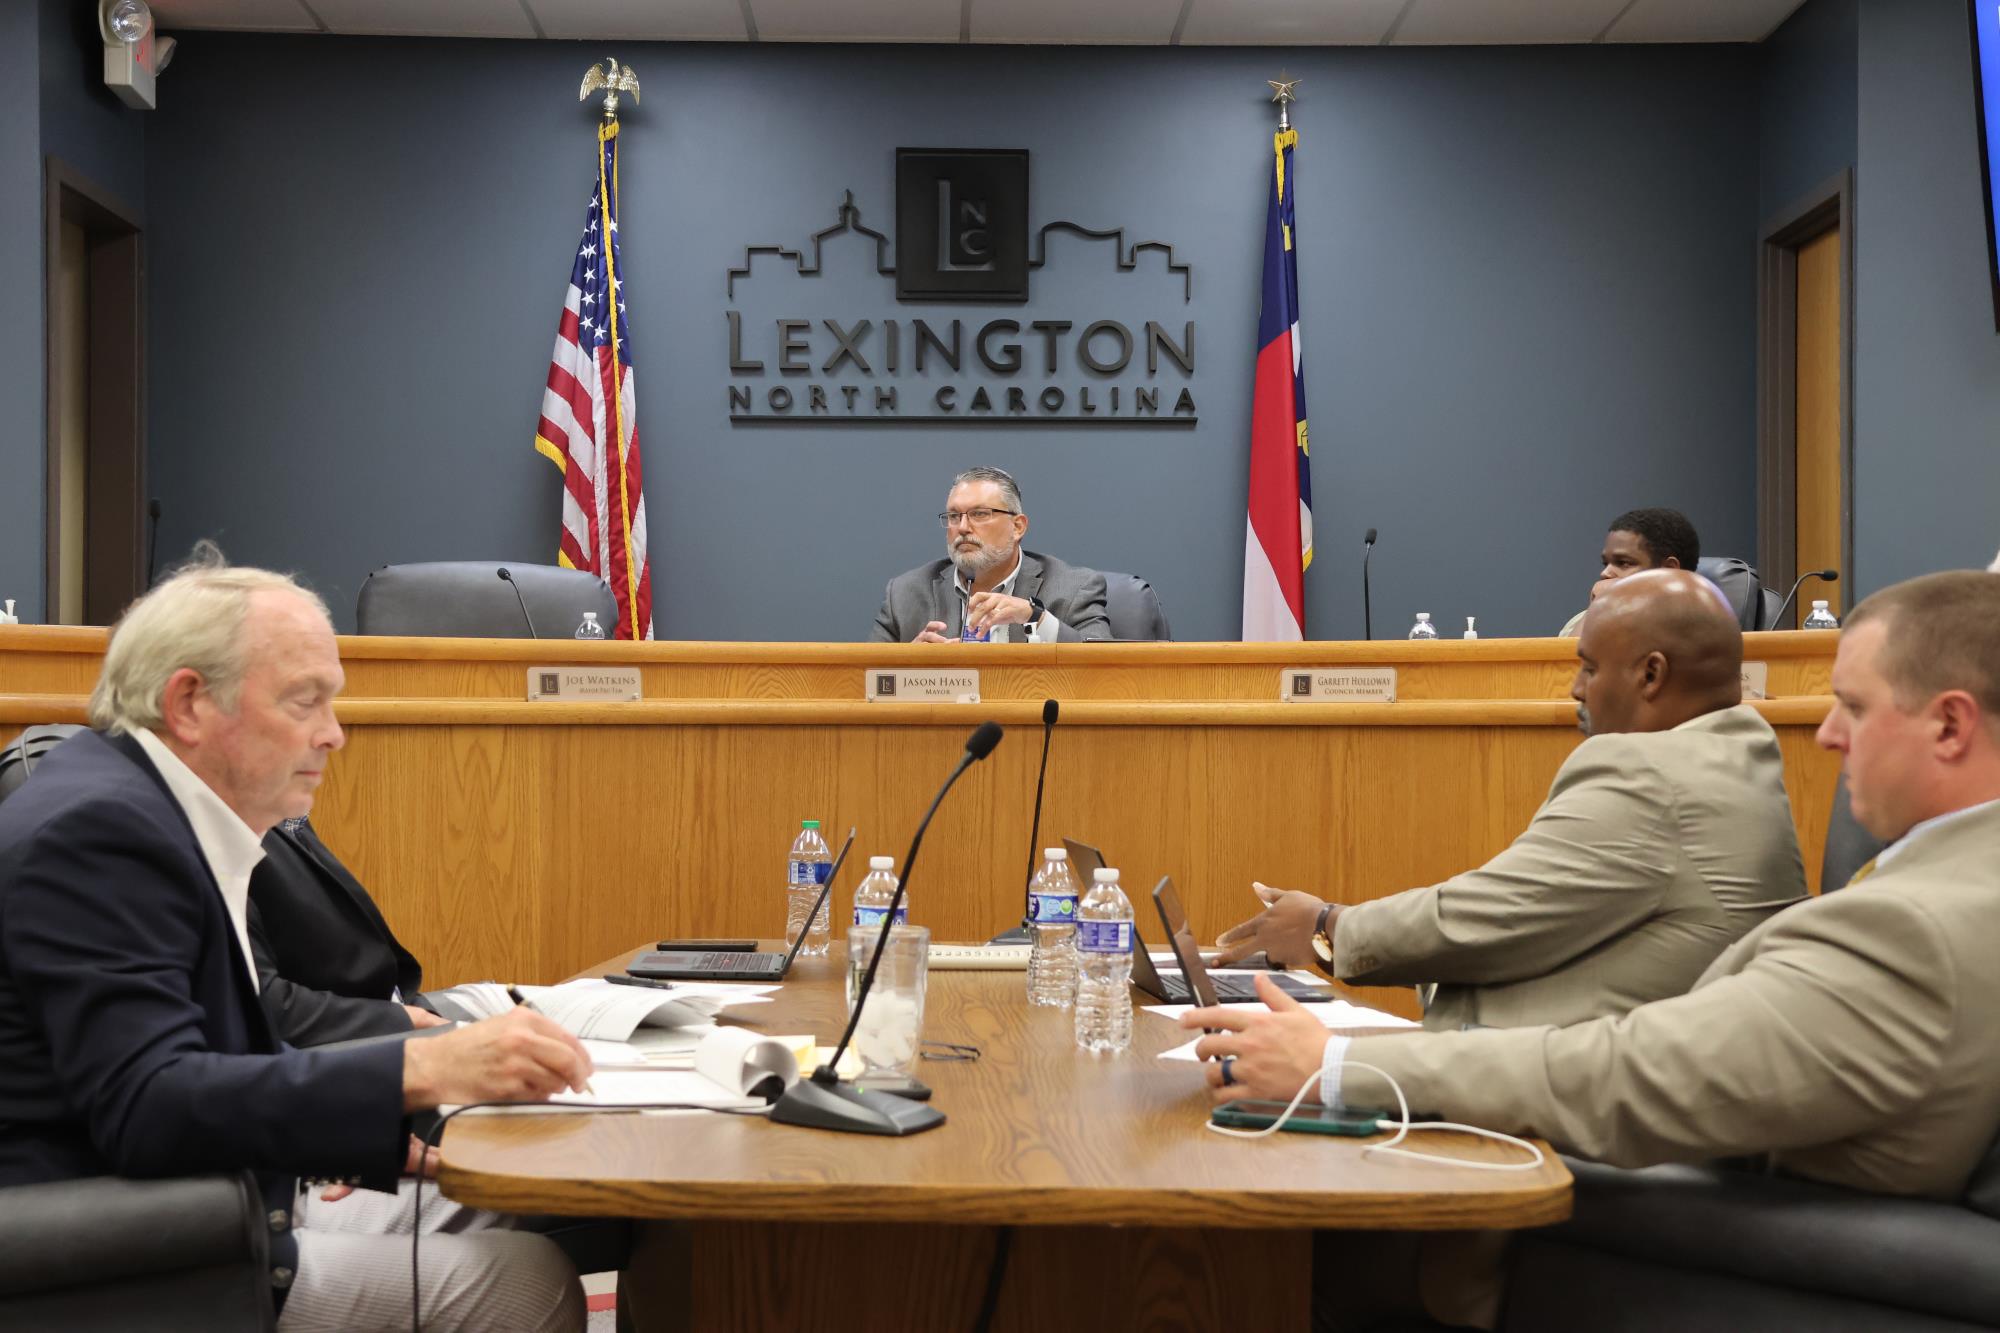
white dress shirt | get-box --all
[131,727,268,991]
[953,548,1062,643]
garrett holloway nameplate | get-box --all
[1279,668,1398,703]
[526,666,643,702]
[865,669,981,703]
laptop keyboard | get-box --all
[1158,973,1328,1003]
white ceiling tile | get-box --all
[971,0,1185,45]
[1180,0,1408,46]
[308,0,536,38]
[1605,0,1808,44]
[150,0,323,32]
[752,0,960,42]
[1393,0,1631,46]
[527,0,748,41]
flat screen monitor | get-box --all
[1968,2,2000,329]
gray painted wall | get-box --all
[1759,0,1858,222]
[1854,0,2000,592]
[0,3,43,622]
[145,36,1763,641]
[41,0,147,215]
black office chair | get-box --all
[1696,557,1783,632]
[1098,572,1173,641]
[355,561,616,638]
[0,724,83,806]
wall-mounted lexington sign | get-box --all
[726,149,1198,428]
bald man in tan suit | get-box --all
[1192,570,2000,1204]
[1218,569,1806,1031]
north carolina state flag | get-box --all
[1241,128,1313,642]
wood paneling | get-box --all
[0,630,1843,1006]
[1795,225,1844,622]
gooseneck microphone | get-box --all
[1361,528,1378,640]
[771,721,1003,1137]
[145,499,161,589]
[1771,569,1839,630]
[990,700,1059,946]
[495,567,540,638]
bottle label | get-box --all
[1076,920,1131,954]
[788,860,831,887]
[853,905,908,929]
[1029,892,1077,924]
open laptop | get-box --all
[627,827,855,982]
[1060,837,1328,1005]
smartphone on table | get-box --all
[1210,1100,1390,1136]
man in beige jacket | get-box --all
[1191,570,2000,1206]
[1218,568,1806,1030]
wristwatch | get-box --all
[1310,903,1338,965]
[1026,594,1048,619]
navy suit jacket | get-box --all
[251,819,425,1046]
[0,729,407,1195]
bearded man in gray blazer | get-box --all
[1218,568,1806,1030]
[870,466,1110,644]
[1194,569,2000,1206]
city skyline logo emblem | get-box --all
[724,153,1197,427]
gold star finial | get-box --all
[1267,75,1300,105]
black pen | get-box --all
[603,973,676,991]
[507,986,596,1095]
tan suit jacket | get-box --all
[1336,705,1806,1030]
[1345,799,2000,1200]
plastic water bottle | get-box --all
[0,599,16,625]
[574,611,607,640]
[1074,867,1134,1054]
[1408,612,1438,640]
[852,855,907,929]
[1803,600,1839,630]
[786,820,832,958]
[1463,616,1479,640]
[1026,848,1080,1008]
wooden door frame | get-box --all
[1756,168,1854,618]
[44,156,145,626]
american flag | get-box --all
[1241,126,1312,642]
[534,121,653,639]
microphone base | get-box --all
[986,925,1032,946]
[768,1076,946,1136]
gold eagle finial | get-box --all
[579,57,641,121]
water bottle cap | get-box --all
[583,612,597,622]
[1044,848,1067,860]
[1811,600,1829,610]
[800,819,820,829]
[1093,867,1119,882]
[1416,612,1431,621]
[869,856,895,870]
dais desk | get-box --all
[437,944,1573,1332]
[0,629,1841,1018]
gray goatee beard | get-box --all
[948,539,1013,583]
[1575,705,1593,736]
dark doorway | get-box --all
[44,157,145,626]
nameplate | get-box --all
[1278,668,1398,702]
[526,666,643,702]
[865,669,981,703]
[1740,661,1770,701]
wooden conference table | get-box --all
[0,629,1841,1023]
[437,943,1573,1333]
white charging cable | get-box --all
[1205,1059,1545,1173]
